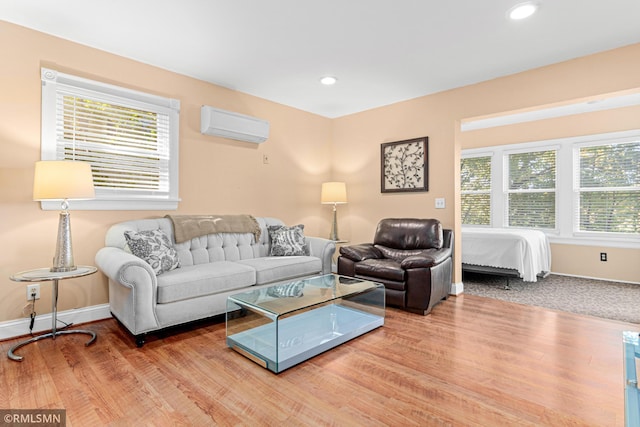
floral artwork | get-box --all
[381,137,428,193]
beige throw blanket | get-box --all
[166,214,261,244]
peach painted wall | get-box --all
[332,43,640,285]
[1,20,639,328]
[0,21,333,323]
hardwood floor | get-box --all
[1,294,638,426]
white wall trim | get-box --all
[460,91,640,131]
[450,281,464,295]
[0,304,111,341]
[549,272,640,286]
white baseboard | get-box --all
[0,304,112,341]
[450,281,464,295]
[550,272,640,285]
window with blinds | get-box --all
[506,149,556,229]
[462,130,640,246]
[461,155,491,225]
[576,141,640,234]
[41,68,180,210]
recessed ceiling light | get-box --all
[508,2,539,20]
[320,76,337,85]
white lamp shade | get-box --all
[33,161,95,200]
[321,182,347,204]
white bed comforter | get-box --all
[462,227,551,282]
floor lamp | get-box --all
[321,182,347,241]
[33,161,95,272]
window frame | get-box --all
[462,129,640,248]
[40,67,181,210]
[460,153,493,226]
[503,146,558,231]
[573,136,640,239]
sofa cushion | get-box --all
[166,217,284,266]
[236,256,321,285]
[354,258,405,282]
[175,232,257,265]
[124,229,180,275]
[268,224,309,256]
[375,245,429,261]
[156,261,255,304]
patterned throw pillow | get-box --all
[267,281,305,298]
[124,229,180,275]
[268,224,309,256]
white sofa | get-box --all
[95,216,335,346]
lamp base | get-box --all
[51,211,76,272]
[329,204,340,241]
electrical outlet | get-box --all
[26,284,40,300]
[600,252,607,262]
[435,198,446,209]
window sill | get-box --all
[40,198,180,211]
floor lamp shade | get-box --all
[321,182,347,241]
[33,161,95,272]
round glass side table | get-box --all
[8,265,98,361]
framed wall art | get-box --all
[381,136,428,193]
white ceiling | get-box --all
[2,0,640,118]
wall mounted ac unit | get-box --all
[200,106,270,143]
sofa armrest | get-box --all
[305,236,336,275]
[95,247,153,282]
[95,247,160,334]
[339,244,382,262]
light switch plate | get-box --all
[435,198,445,209]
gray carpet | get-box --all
[463,272,640,324]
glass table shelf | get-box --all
[226,274,385,373]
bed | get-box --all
[461,227,551,286]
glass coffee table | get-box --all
[226,274,385,373]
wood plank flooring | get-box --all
[1,294,638,426]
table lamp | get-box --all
[33,161,95,272]
[321,182,347,241]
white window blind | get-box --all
[575,141,640,234]
[461,155,491,225]
[41,68,180,210]
[462,130,640,247]
[506,149,556,229]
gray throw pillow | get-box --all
[268,224,308,256]
[124,229,180,275]
[267,281,305,298]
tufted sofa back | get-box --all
[104,217,285,266]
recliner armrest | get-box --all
[339,244,383,261]
[428,246,452,265]
[400,245,452,269]
[401,255,436,269]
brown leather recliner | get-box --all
[337,218,453,315]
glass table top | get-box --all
[228,274,381,316]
